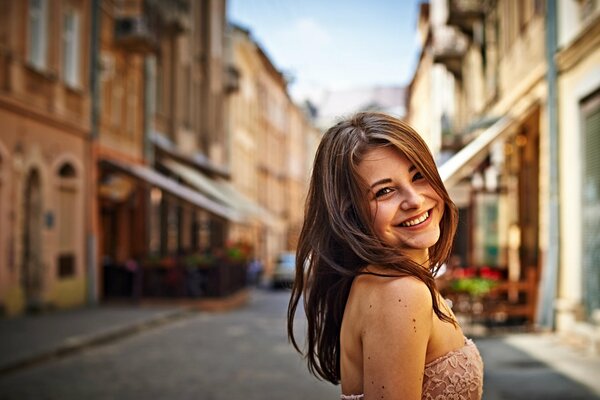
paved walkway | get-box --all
[0,293,598,399]
[0,290,249,375]
[0,304,191,374]
[476,333,600,399]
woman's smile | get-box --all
[397,209,432,228]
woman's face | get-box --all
[356,146,444,265]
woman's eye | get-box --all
[375,187,393,198]
[412,172,424,182]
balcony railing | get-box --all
[114,16,157,53]
[147,0,190,33]
[432,25,468,77]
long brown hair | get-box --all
[287,112,458,384]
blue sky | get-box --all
[228,0,423,102]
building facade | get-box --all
[409,0,549,327]
[555,0,600,339]
[227,25,319,278]
[410,0,600,345]
[0,0,323,314]
[96,0,251,299]
[95,0,153,298]
[0,0,91,315]
[226,24,277,269]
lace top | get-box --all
[341,337,483,400]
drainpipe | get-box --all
[87,0,101,305]
[537,0,559,330]
[143,55,156,254]
[143,57,155,166]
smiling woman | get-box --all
[357,146,445,265]
[287,112,483,400]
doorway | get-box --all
[22,168,43,311]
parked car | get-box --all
[271,252,297,289]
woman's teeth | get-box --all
[400,210,429,227]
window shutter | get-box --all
[582,95,600,317]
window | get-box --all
[28,0,48,70]
[62,9,81,87]
[126,74,137,136]
[111,73,124,128]
[156,56,164,115]
[182,64,192,128]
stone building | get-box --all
[554,0,600,346]
[227,24,320,278]
[96,0,246,297]
[409,0,549,327]
[0,0,92,315]
[411,0,600,346]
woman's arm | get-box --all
[362,276,433,400]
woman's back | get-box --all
[340,271,481,399]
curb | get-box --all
[0,308,194,377]
[0,289,251,377]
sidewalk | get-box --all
[475,332,600,399]
[0,289,249,376]
[502,333,600,395]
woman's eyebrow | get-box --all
[368,165,417,189]
[369,178,392,189]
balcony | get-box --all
[114,16,157,54]
[447,0,484,33]
[432,25,468,77]
[150,0,190,33]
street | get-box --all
[0,289,599,399]
[0,290,338,399]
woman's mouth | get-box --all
[398,209,431,227]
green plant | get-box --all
[451,277,497,297]
[223,241,252,263]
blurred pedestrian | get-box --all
[247,257,263,286]
[287,112,483,399]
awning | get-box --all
[438,116,514,188]
[161,159,283,229]
[152,132,230,178]
[215,179,285,229]
[100,158,243,222]
[161,159,231,205]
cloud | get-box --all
[268,17,333,74]
[278,17,333,49]
[260,15,406,102]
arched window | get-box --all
[58,163,76,178]
[56,162,78,278]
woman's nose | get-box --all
[400,187,423,210]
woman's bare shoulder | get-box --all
[352,268,433,314]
